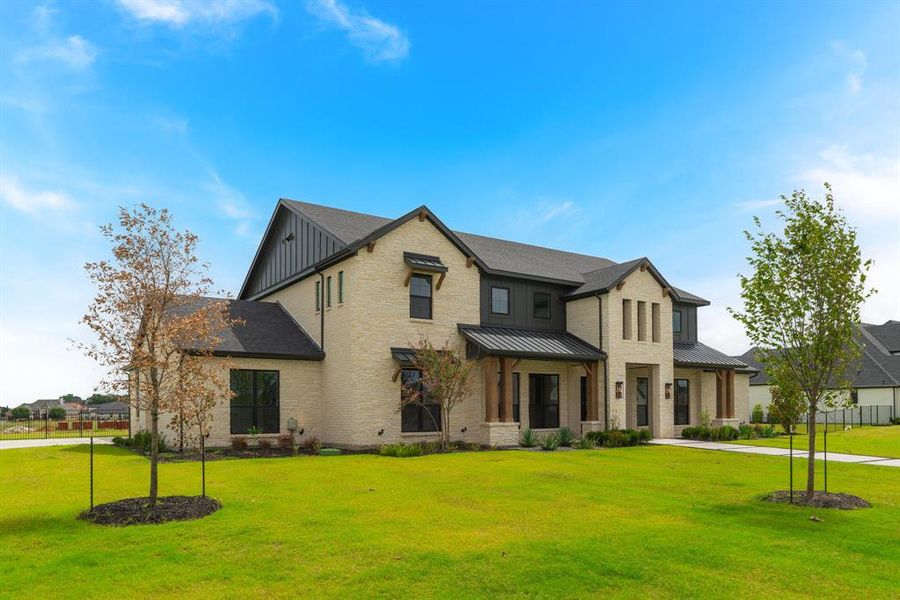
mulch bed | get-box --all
[764,490,871,510]
[79,496,222,526]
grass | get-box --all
[2,445,899,599]
[735,425,900,458]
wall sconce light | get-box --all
[378,428,384,436]
[665,383,672,399]
[298,428,304,435]
[615,381,624,399]
[460,427,467,433]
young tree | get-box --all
[48,407,67,420]
[399,336,478,451]
[730,184,873,496]
[767,384,805,435]
[80,204,239,506]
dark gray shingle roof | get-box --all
[862,321,900,354]
[283,199,391,244]
[458,324,605,361]
[674,342,751,369]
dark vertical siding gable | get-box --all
[479,275,569,331]
[672,302,698,343]
[245,206,347,297]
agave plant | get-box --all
[520,427,537,447]
[575,436,595,449]
[557,426,576,447]
[538,432,560,451]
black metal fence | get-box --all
[762,404,895,432]
[0,411,130,440]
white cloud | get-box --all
[18,34,97,70]
[832,41,868,95]
[306,0,409,62]
[733,198,783,213]
[202,170,256,235]
[0,175,75,215]
[117,0,277,29]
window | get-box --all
[850,389,859,405]
[580,376,588,421]
[409,274,433,319]
[533,292,551,320]
[622,299,633,339]
[338,271,344,304]
[672,310,682,334]
[636,377,649,427]
[400,369,441,432]
[230,370,279,434]
[637,301,647,341]
[529,374,559,428]
[497,371,521,421]
[326,275,332,308]
[674,379,689,425]
[651,303,661,343]
[315,281,321,311]
[491,286,510,315]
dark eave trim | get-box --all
[674,360,752,371]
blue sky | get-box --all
[1,0,898,405]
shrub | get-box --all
[303,437,322,453]
[277,433,294,449]
[257,438,272,450]
[466,442,482,452]
[638,429,652,444]
[130,430,167,453]
[231,436,248,451]
[557,426,577,447]
[605,430,628,448]
[751,404,764,424]
[48,407,67,420]
[681,426,698,440]
[419,441,440,455]
[520,428,537,448]
[575,437,595,449]
[760,425,776,438]
[585,430,609,446]
[738,424,754,439]
[11,407,31,420]
[620,429,641,446]
[889,417,900,425]
[111,436,127,447]
[713,425,739,441]
[379,443,423,457]
[538,432,560,451]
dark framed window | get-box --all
[636,377,649,427]
[533,292,551,320]
[491,287,510,315]
[230,370,279,434]
[580,376,588,421]
[315,281,321,311]
[338,271,344,303]
[326,275,332,308]
[497,371,521,421]
[410,274,433,319]
[529,374,559,428]
[850,389,859,405]
[672,310,682,334]
[400,368,441,432]
[674,379,689,425]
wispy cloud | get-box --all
[306,0,409,63]
[17,34,97,70]
[202,170,257,235]
[117,0,277,29]
[733,198,782,213]
[0,175,76,216]
[832,41,868,95]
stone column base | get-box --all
[712,418,741,428]
[481,422,520,447]
[580,421,604,436]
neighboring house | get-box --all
[91,401,130,417]
[131,200,753,447]
[737,320,900,419]
[15,398,65,418]
[62,402,85,417]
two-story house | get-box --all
[132,199,753,447]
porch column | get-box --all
[484,356,499,422]
[499,357,514,422]
[584,362,598,421]
[715,370,724,418]
[726,369,735,418]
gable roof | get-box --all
[674,342,752,370]
[861,320,900,355]
[458,324,605,361]
[242,199,707,302]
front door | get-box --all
[636,377,649,427]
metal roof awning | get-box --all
[674,342,754,370]
[390,347,418,366]
[403,252,448,273]
[458,324,605,362]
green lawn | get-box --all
[734,425,900,458]
[2,445,899,599]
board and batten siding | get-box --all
[479,275,568,330]
[245,206,346,298]
[672,302,698,343]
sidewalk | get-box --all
[0,437,114,450]
[650,438,900,467]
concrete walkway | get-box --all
[650,438,900,467]
[0,437,113,450]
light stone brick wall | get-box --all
[601,268,675,437]
[734,373,750,425]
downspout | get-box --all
[316,269,326,351]
[598,292,609,430]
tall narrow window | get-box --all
[410,274,433,319]
[491,287,510,315]
[674,379,689,425]
[326,275,332,308]
[533,292,551,320]
[672,310,682,339]
[651,303,661,343]
[230,370,280,434]
[528,374,559,428]
[512,373,520,422]
[315,281,321,311]
[400,368,441,432]
[338,271,344,304]
[637,301,647,341]
[622,299,633,340]
[636,376,649,427]
[580,376,588,421]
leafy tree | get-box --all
[11,407,31,420]
[84,393,120,405]
[59,393,83,404]
[768,384,806,435]
[730,184,873,496]
[399,336,477,451]
[48,407,67,420]
[750,403,764,424]
[80,204,240,506]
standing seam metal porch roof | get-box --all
[458,324,605,361]
[674,342,751,370]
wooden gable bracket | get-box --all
[616,281,626,291]
[404,270,413,287]
[367,241,376,253]
[466,256,475,268]
[418,210,427,222]
[580,362,594,375]
[662,286,671,298]
[392,367,403,382]
[436,272,447,290]
[511,358,521,370]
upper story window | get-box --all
[491,287,510,315]
[315,280,321,312]
[622,299,633,339]
[410,273,433,319]
[326,275,332,308]
[338,271,344,304]
[651,302,661,343]
[533,292,551,320]
[672,310,682,335]
[637,301,647,341]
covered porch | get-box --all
[673,341,755,432]
[458,324,606,446]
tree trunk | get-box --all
[442,405,450,451]
[806,406,816,497]
[149,397,159,507]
